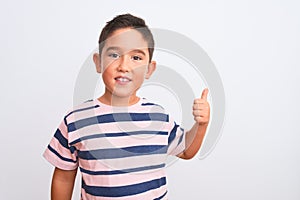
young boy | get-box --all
[43,13,210,200]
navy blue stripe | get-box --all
[80,163,165,175]
[67,116,98,132]
[69,130,168,146]
[68,113,169,132]
[82,177,166,197]
[154,191,168,200]
[47,145,77,163]
[141,103,164,110]
[84,99,93,103]
[168,123,179,145]
[54,129,68,149]
[141,103,156,106]
[78,145,167,160]
[54,129,76,153]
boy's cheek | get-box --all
[101,65,109,72]
[132,64,148,73]
[101,63,115,72]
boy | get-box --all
[43,13,210,200]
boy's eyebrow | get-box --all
[105,46,146,56]
[105,46,121,52]
[130,49,146,56]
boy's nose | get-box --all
[117,55,130,72]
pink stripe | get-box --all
[82,169,165,187]
[43,149,78,170]
[81,179,168,200]
[76,135,167,151]
[79,154,166,172]
[58,121,68,137]
[68,124,103,141]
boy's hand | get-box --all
[193,88,210,125]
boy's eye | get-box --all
[132,55,142,61]
[108,53,120,59]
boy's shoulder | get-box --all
[63,99,99,120]
[70,99,98,112]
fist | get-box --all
[193,88,210,125]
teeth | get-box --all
[116,77,130,82]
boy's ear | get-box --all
[93,53,102,73]
[145,61,156,79]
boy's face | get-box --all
[94,28,156,100]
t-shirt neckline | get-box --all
[95,97,144,108]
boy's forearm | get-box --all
[51,167,77,200]
[179,122,208,159]
[179,88,210,160]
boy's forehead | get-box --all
[103,28,149,52]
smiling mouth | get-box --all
[115,76,132,83]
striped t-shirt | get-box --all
[43,98,185,200]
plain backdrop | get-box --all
[1,0,299,199]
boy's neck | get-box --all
[98,91,140,107]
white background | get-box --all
[1,0,299,199]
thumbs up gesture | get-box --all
[193,88,210,125]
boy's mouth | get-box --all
[114,76,132,83]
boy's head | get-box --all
[93,13,157,102]
[98,13,155,62]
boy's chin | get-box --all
[111,90,137,100]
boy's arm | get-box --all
[178,88,210,160]
[51,167,78,200]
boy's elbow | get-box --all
[177,151,195,160]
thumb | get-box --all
[201,88,209,100]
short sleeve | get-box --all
[167,117,186,156]
[43,119,78,170]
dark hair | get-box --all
[98,13,155,62]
